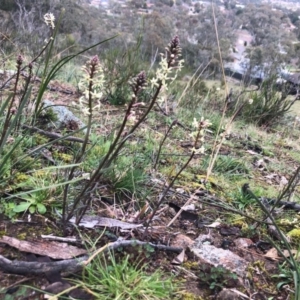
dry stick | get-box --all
[205,2,231,181]
[21,125,86,143]
[41,235,79,243]
[0,240,182,276]
[165,188,276,226]
[83,240,182,266]
[177,60,211,107]
[167,192,198,227]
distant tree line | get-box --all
[1,0,300,77]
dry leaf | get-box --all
[283,249,299,260]
[264,247,281,261]
[172,249,185,265]
[0,236,86,259]
[205,221,221,228]
[69,216,143,229]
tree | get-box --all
[140,11,173,60]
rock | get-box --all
[219,226,240,236]
[216,288,241,300]
[191,235,248,277]
[44,281,71,295]
[234,238,253,248]
[194,233,213,245]
[42,100,86,132]
[171,234,194,249]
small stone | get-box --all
[171,234,194,249]
[44,282,71,295]
[216,288,240,300]
[234,238,253,248]
[220,226,240,236]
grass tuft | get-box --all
[75,253,176,300]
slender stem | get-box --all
[67,98,136,223]
[100,82,163,170]
[0,43,52,90]
[16,65,33,131]
[154,120,177,170]
[0,59,22,148]
[144,116,209,236]
[69,83,163,224]
[62,59,97,230]
[143,152,195,238]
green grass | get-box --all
[201,155,249,179]
[74,253,176,300]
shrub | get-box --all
[239,77,297,127]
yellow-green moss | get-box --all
[246,261,276,293]
[15,172,29,183]
[180,292,204,300]
[17,233,27,240]
[53,152,73,163]
[32,170,47,177]
[279,217,299,226]
[15,156,41,171]
[229,216,248,229]
[90,145,105,155]
[183,261,199,270]
[279,217,299,228]
[287,229,300,242]
[34,134,49,145]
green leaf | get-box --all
[29,205,36,214]
[277,280,291,290]
[6,177,86,199]
[13,202,31,212]
[209,282,216,289]
[37,203,47,214]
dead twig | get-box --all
[22,124,87,143]
[0,239,182,276]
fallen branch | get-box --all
[22,125,86,143]
[0,254,88,275]
[0,240,182,276]
[269,199,300,212]
[41,235,80,244]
